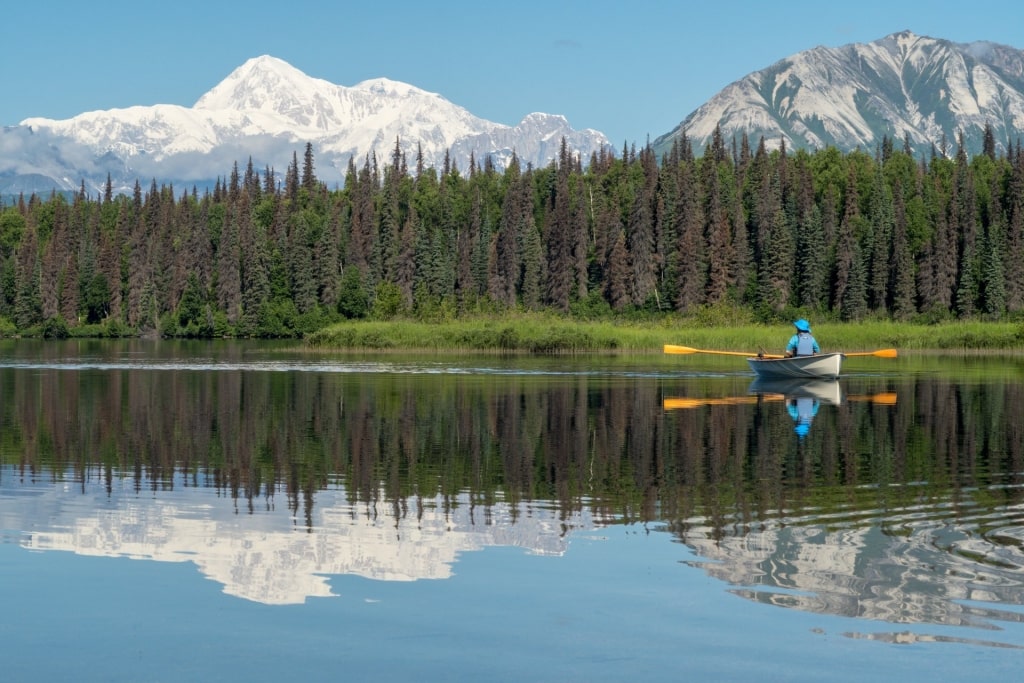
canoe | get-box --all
[746,352,844,380]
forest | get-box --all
[1,124,1023,339]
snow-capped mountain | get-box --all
[653,31,1024,158]
[0,56,611,195]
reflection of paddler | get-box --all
[787,396,819,438]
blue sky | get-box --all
[3,0,1022,146]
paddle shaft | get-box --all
[663,345,783,359]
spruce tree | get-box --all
[456,189,481,309]
[1005,148,1024,311]
[543,147,574,311]
[674,161,705,311]
[488,155,523,308]
[704,155,732,304]
[216,204,242,325]
[570,176,589,303]
[832,167,860,316]
[301,142,317,191]
[518,173,543,310]
[889,179,917,319]
[867,165,894,311]
[240,207,271,335]
[953,140,979,316]
[290,210,318,315]
[606,229,631,311]
[758,207,795,312]
[13,222,42,328]
[627,183,656,307]
[981,172,1007,316]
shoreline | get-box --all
[303,314,1024,354]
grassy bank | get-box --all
[305,314,1024,354]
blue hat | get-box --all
[793,319,811,332]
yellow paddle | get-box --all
[662,345,784,359]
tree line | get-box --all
[2,127,1023,338]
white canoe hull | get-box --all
[747,352,844,380]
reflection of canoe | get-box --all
[748,378,843,405]
[747,352,843,380]
[662,386,895,410]
[663,375,895,411]
[663,379,841,410]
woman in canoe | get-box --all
[785,319,820,357]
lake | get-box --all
[1,340,1022,682]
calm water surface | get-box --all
[1,340,1022,682]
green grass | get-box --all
[306,313,657,352]
[305,313,1024,354]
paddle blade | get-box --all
[663,345,698,355]
[843,348,898,358]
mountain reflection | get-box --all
[1,348,1023,627]
[4,474,597,604]
[677,502,1024,630]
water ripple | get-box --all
[0,358,733,380]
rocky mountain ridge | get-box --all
[653,31,1024,158]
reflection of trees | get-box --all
[2,368,1023,530]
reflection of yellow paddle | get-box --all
[663,396,773,409]
[848,392,898,405]
[662,392,897,410]
[662,344,898,359]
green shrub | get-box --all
[103,319,130,338]
[41,316,70,339]
[337,267,369,319]
[371,281,404,320]
[497,326,520,350]
[529,328,596,353]
[570,291,612,319]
